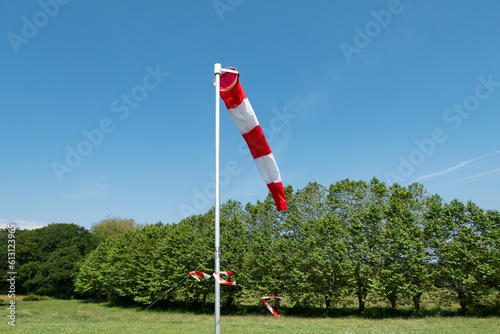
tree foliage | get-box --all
[72,179,499,312]
[0,223,98,298]
[432,200,498,311]
[90,216,141,242]
[4,178,498,313]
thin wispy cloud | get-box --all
[457,168,500,182]
[0,218,48,230]
[411,150,500,183]
[430,168,500,189]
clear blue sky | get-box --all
[1,0,499,230]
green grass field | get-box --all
[1,297,499,333]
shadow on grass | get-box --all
[78,297,500,319]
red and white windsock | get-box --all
[219,68,287,211]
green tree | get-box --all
[285,182,327,307]
[74,239,117,299]
[218,200,249,306]
[77,221,204,305]
[485,210,500,293]
[14,229,41,294]
[0,227,42,295]
[328,178,386,312]
[34,245,83,298]
[433,200,496,311]
[178,211,214,305]
[283,182,352,311]
[243,186,294,311]
[91,216,141,242]
[27,223,98,298]
[109,223,184,304]
[36,223,98,257]
[374,183,432,311]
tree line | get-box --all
[0,217,140,298]
[0,223,98,298]
[2,178,499,313]
[75,178,499,312]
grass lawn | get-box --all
[1,297,499,333]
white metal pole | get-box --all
[213,63,222,334]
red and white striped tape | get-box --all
[219,68,287,212]
[261,296,282,318]
[213,271,236,286]
[188,271,212,282]
[190,271,281,317]
[189,271,236,285]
